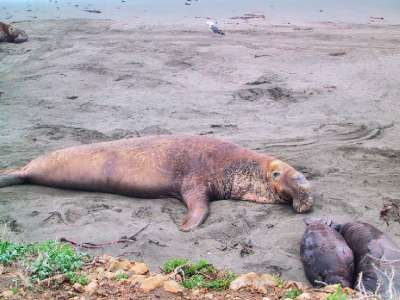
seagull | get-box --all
[206,20,225,35]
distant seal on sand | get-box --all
[337,222,400,295]
[0,22,28,43]
[0,135,313,231]
[300,217,354,287]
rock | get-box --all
[108,259,132,271]
[100,254,114,263]
[322,284,340,293]
[140,274,165,292]
[95,267,105,280]
[1,290,14,299]
[259,274,278,287]
[73,283,84,293]
[84,280,98,296]
[39,274,68,287]
[285,280,309,290]
[130,262,149,275]
[128,275,147,285]
[204,293,214,299]
[163,280,184,293]
[229,272,277,294]
[295,292,312,300]
[262,298,272,300]
[104,271,116,280]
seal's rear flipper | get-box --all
[0,174,24,188]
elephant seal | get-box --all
[0,22,28,43]
[337,222,400,296]
[0,135,313,231]
[300,217,354,287]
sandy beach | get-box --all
[1,8,400,284]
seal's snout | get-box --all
[290,173,313,213]
[13,31,28,43]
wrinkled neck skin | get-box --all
[214,154,283,204]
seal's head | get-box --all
[6,24,28,43]
[268,159,313,213]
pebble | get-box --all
[163,280,184,293]
[295,292,312,300]
[140,274,165,292]
[229,272,277,294]
[130,262,149,275]
[73,283,84,293]
[128,274,147,285]
[84,280,98,296]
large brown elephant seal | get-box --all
[0,22,28,43]
[337,222,400,296]
[0,135,313,231]
[300,217,354,287]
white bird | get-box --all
[206,20,225,35]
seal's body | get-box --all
[0,135,312,231]
[338,222,400,295]
[300,218,354,287]
[0,22,28,43]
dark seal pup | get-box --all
[0,22,28,43]
[337,222,400,296]
[300,217,354,287]
[0,135,313,231]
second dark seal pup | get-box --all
[337,222,400,296]
[300,217,354,287]
[0,22,28,43]
[0,135,313,231]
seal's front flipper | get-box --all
[180,188,209,232]
[0,173,24,188]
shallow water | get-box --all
[1,0,400,24]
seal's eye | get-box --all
[271,171,281,180]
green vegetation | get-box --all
[272,274,285,288]
[115,271,129,281]
[0,240,89,282]
[67,271,90,286]
[182,274,204,289]
[162,258,236,290]
[162,258,189,274]
[0,241,36,264]
[285,288,303,299]
[327,285,348,300]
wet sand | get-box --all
[1,19,400,283]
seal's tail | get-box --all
[0,173,24,188]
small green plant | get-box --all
[162,258,189,273]
[202,272,237,290]
[0,241,36,264]
[29,241,87,281]
[67,271,90,285]
[0,240,89,282]
[10,287,18,295]
[115,271,129,281]
[327,285,348,300]
[182,274,205,289]
[286,288,303,299]
[272,274,285,288]
[162,258,236,290]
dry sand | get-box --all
[1,19,400,283]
